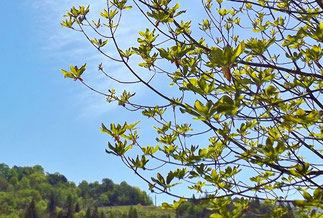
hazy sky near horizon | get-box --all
[1,0,207,205]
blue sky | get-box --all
[1,0,148,197]
[0,0,207,205]
[0,0,121,178]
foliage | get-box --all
[0,163,152,217]
[128,206,138,218]
[174,198,297,218]
[89,200,296,218]
[101,205,175,218]
[61,0,323,217]
[24,199,38,218]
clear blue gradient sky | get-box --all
[0,0,207,205]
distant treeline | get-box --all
[0,163,152,217]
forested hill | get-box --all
[0,163,153,217]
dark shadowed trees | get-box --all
[24,199,38,218]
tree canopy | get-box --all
[61,0,323,217]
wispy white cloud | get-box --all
[31,0,149,117]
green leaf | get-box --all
[166,172,174,185]
[292,200,306,207]
[60,69,75,79]
[161,202,173,209]
[100,123,111,135]
[264,85,277,96]
[231,41,245,62]
[296,108,306,117]
[210,213,223,218]
[310,22,323,42]
[157,173,165,185]
[173,2,180,11]
[313,188,322,200]
[194,100,208,115]
[303,191,312,201]
[77,63,87,77]
[199,148,208,157]
[70,65,77,75]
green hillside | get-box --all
[99,205,175,218]
[0,163,152,217]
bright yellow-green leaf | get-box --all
[61,69,75,79]
[231,41,245,62]
[296,109,306,117]
[194,100,208,115]
[210,213,223,218]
